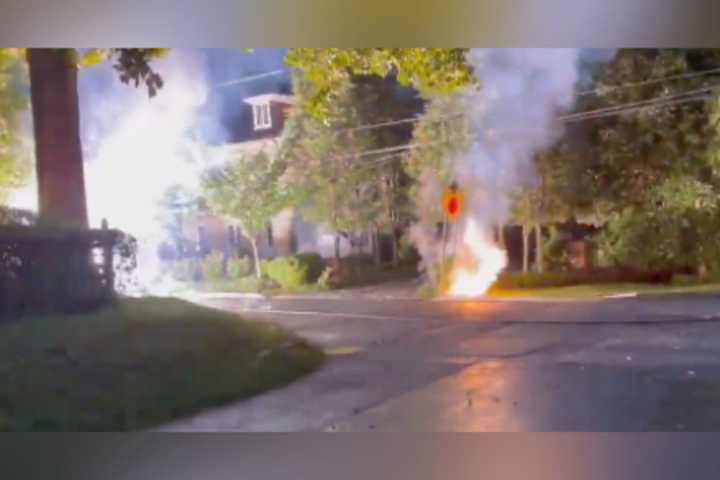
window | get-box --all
[253,102,272,130]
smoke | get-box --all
[5,48,292,295]
[81,51,220,293]
[411,49,580,292]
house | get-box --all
[168,92,372,263]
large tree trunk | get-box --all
[535,223,544,273]
[250,239,261,279]
[27,49,88,228]
[522,224,530,273]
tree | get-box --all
[350,75,423,264]
[280,73,376,261]
[157,184,200,259]
[403,91,473,276]
[588,50,720,212]
[525,143,583,272]
[584,49,720,273]
[0,48,30,204]
[202,149,289,278]
[285,49,473,119]
[25,48,167,227]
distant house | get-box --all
[171,92,371,263]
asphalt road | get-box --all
[161,286,720,432]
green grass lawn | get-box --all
[0,297,324,431]
[485,281,720,299]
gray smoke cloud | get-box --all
[411,48,580,286]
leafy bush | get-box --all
[227,255,253,279]
[263,253,325,289]
[596,183,720,273]
[492,269,673,290]
[233,275,264,293]
[295,253,325,281]
[202,251,225,282]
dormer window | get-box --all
[244,94,293,133]
[253,102,272,130]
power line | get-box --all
[209,65,720,135]
[560,84,718,122]
[213,67,720,162]
[335,141,447,161]
[214,70,288,89]
[338,86,719,166]
[575,66,720,97]
[336,69,720,136]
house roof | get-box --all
[243,94,294,106]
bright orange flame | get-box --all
[448,219,507,298]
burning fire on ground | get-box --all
[446,219,507,298]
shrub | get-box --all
[259,258,272,279]
[492,269,674,290]
[227,255,253,279]
[234,275,264,293]
[202,251,225,282]
[295,253,325,281]
[264,253,326,289]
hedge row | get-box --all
[492,269,675,290]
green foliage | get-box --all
[281,74,375,238]
[404,92,473,228]
[203,150,289,241]
[263,253,325,289]
[227,256,253,280]
[296,253,325,281]
[202,251,225,282]
[233,275,264,293]
[492,270,672,290]
[74,48,169,97]
[202,149,290,277]
[0,48,31,203]
[588,50,720,215]
[281,71,424,258]
[557,49,720,273]
[285,48,473,118]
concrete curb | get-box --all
[196,292,267,300]
[434,296,605,304]
[270,294,421,301]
